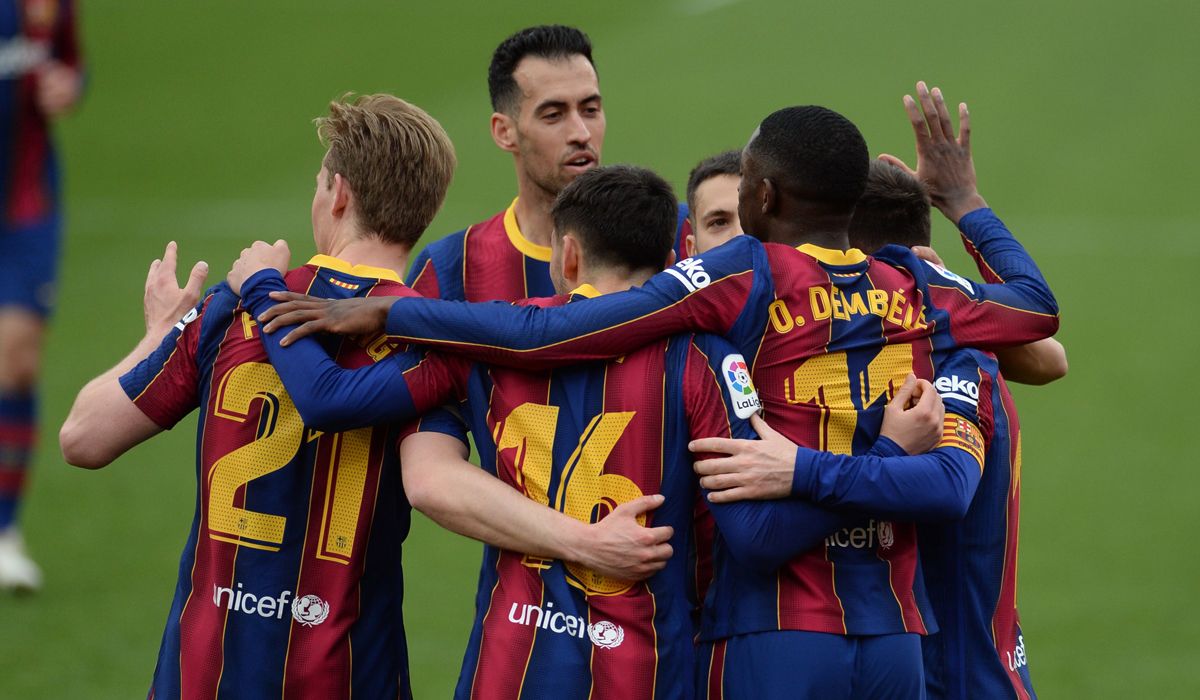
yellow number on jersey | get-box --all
[495,403,644,595]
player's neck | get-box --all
[512,182,556,248]
[325,236,410,280]
[574,267,654,296]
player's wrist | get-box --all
[938,192,989,225]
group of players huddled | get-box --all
[59,24,1064,700]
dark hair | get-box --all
[847,160,932,253]
[686,149,742,217]
[552,165,677,273]
[488,25,595,114]
[747,105,869,212]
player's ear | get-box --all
[561,234,581,286]
[684,234,696,259]
[331,173,351,219]
[491,112,518,153]
[665,249,677,270]
[761,178,778,216]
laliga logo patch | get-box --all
[291,594,330,627]
[722,354,762,419]
[925,260,976,294]
[587,620,625,649]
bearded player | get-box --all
[406,24,690,303]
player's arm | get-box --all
[227,242,463,431]
[36,0,84,117]
[878,82,1059,346]
[61,243,209,467]
[256,235,765,368]
[401,424,673,582]
[994,337,1068,385]
[695,369,985,521]
[683,338,859,573]
[910,246,1067,385]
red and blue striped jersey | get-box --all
[119,256,419,700]
[369,208,1058,637]
[405,198,691,301]
[921,350,1036,699]
[0,0,80,228]
[396,289,756,700]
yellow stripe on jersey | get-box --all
[938,413,986,471]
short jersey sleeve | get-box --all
[118,294,209,429]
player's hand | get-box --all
[227,239,290,296]
[258,293,393,345]
[35,61,82,117]
[690,415,797,503]
[878,81,988,224]
[143,241,208,338]
[879,374,944,455]
[911,245,945,267]
[573,495,674,581]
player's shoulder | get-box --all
[872,244,978,295]
[684,332,762,418]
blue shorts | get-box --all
[0,216,62,317]
[697,630,925,700]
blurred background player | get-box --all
[0,0,83,592]
[59,94,457,699]
[683,149,742,257]
[406,24,690,302]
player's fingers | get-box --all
[958,102,971,151]
[263,308,322,333]
[889,374,918,409]
[646,543,673,563]
[750,413,777,439]
[706,487,755,504]
[877,153,917,176]
[902,95,929,147]
[162,241,178,275]
[267,291,319,303]
[688,436,742,455]
[258,300,321,324]
[641,524,674,546]
[693,456,741,477]
[911,245,945,267]
[932,87,955,141]
[614,493,665,517]
[916,81,942,142]
[699,473,743,492]
[279,320,325,346]
[183,260,209,300]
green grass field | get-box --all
[2,0,1197,696]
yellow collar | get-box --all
[569,283,602,298]
[307,255,403,283]
[796,244,867,266]
[503,198,553,262]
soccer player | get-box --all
[847,159,1054,698]
[234,163,984,699]
[0,0,84,592]
[255,84,1059,696]
[405,24,690,302]
[683,149,742,257]
[58,95,667,700]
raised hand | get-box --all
[879,374,945,455]
[879,81,988,224]
[143,241,208,338]
[573,494,674,581]
[227,239,290,296]
[690,414,797,503]
[258,293,394,345]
